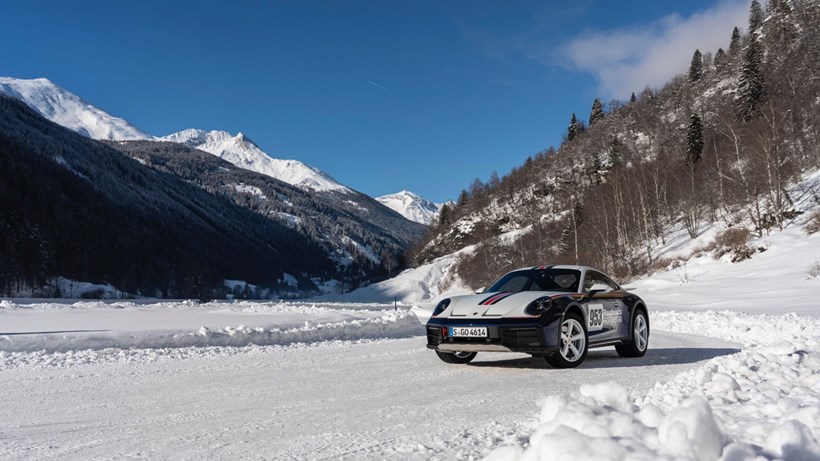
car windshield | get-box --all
[486,269,581,293]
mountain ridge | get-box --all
[376,190,442,225]
[0,77,153,141]
[160,128,351,193]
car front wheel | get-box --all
[616,309,649,357]
[435,350,477,364]
[546,313,588,368]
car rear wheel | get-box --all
[546,313,588,368]
[435,350,477,364]
[616,309,649,357]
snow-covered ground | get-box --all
[630,220,820,317]
[0,297,818,459]
[0,299,740,460]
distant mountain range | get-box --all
[0,77,435,204]
[0,77,428,298]
[376,190,443,225]
[159,129,351,193]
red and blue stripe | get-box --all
[478,292,516,305]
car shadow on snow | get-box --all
[466,347,741,370]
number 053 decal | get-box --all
[587,304,604,331]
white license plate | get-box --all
[449,327,488,337]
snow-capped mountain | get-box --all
[0,76,351,194]
[0,77,153,141]
[160,129,350,193]
[376,190,442,225]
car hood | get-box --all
[444,291,569,318]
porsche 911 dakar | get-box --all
[426,265,649,368]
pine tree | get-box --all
[456,189,469,207]
[436,203,451,227]
[630,92,637,104]
[689,49,703,82]
[728,27,741,56]
[566,113,583,142]
[588,99,605,126]
[714,48,726,71]
[686,114,704,166]
[735,37,765,121]
[749,0,764,35]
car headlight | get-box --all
[433,298,451,316]
[524,297,553,316]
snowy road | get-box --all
[0,331,738,460]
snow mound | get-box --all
[489,310,820,461]
[161,128,350,193]
[0,77,153,141]
[487,385,724,461]
[321,246,474,305]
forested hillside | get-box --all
[412,0,820,288]
[109,141,424,285]
[0,95,337,297]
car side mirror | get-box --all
[588,283,610,297]
[475,286,486,294]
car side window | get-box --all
[583,271,618,292]
[582,271,601,292]
[600,274,620,291]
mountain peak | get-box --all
[376,190,442,225]
[160,129,351,194]
[0,76,153,141]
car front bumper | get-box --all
[425,317,562,355]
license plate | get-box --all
[449,327,488,337]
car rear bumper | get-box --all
[425,318,561,355]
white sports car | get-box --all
[426,265,649,368]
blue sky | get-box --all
[0,1,750,202]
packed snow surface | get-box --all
[1,299,742,460]
[0,77,153,141]
[161,129,351,193]
[376,190,442,225]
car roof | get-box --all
[513,264,592,272]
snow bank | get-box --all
[487,310,820,461]
[320,247,473,304]
[0,301,425,369]
[0,310,422,370]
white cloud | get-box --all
[560,0,750,99]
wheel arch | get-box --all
[563,303,585,325]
